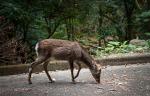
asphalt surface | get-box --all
[0,63,150,96]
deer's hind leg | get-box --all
[28,56,47,84]
[43,60,54,83]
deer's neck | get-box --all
[81,50,97,70]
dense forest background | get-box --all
[0,0,150,65]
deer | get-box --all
[28,39,102,84]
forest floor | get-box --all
[0,63,150,96]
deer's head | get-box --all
[90,61,101,83]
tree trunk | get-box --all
[98,5,104,46]
[66,18,75,41]
[147,0,150,9]
[123,0,135,41]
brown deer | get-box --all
[28,39,101,84]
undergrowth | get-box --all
[89,40,150,58]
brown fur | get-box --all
[28,39,101,84]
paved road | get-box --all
[0,63,150,96]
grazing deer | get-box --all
[28,39,101,84]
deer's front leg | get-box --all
[69,60,75,83]
[74,62,81,79]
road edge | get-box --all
[1,53,150,76]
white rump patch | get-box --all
[35,43,39,56]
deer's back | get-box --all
[37,39,82,60]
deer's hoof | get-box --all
[28,82,32,84]
[71,80,76,84]
[49,80,55,83]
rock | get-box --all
[130,39,146,46]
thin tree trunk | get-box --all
[123,0,135,41]
[98,5,103,46]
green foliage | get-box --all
[104,41,129,53]
[51,24,68,40]
[139,11,150,19]
[146,40,150,48]
[98,26,117,39]
[1,0,149,43]
[94,41,149,57]
[145,32,150,36]
[136,10,150,36]
[0,0,150,63]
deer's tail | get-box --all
[35,43,39,56]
